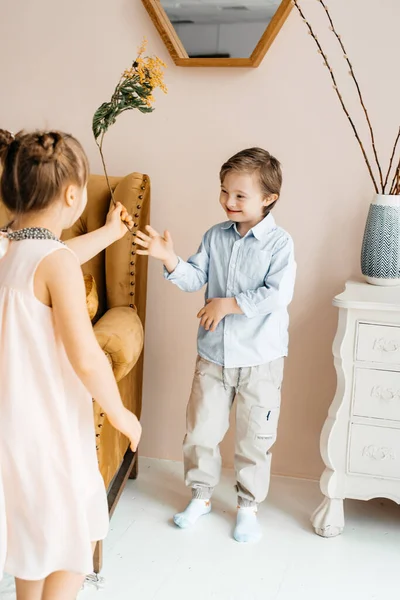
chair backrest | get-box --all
[63,173,150,323]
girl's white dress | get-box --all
[0,239,109,580]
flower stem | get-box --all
[96,132,116,206]
[96,132,133,231]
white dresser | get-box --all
[312,281,400,537]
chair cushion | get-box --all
[93,306,144,382]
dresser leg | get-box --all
[311,497,344,537]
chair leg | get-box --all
[129,451,138,480]
[93,540,103,574]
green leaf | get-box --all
[92,101,120,140]
[138,106,154,114]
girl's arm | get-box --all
[136,226,210,292]
[38,249,141,450]
[65,202,134,265]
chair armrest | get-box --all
[94,307,144,383]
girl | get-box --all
[0,129,142,600]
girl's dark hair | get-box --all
[0,129,89,215]
[220,147,282,214]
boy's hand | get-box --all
[105,202,134,242]
[197,298,241,332]
[136,226,178,272]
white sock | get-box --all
[233,507,262,543]
[173,499,211,529]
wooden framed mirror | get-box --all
[141,0,293,67]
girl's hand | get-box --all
[106,202,134,242]
[136,226,179,272]
[109,408,142,452]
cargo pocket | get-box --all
[194,355,209,377]
[247,405,279,448]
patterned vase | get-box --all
[361,194,400,286]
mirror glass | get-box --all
[160,0,283,59]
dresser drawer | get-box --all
[353,368,400,421]
[349,424,400,479]
[356,324,400,365]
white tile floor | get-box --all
[1,458,400,600]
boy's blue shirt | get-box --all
[165,213,296,368]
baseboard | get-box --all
[140,455,321,483]
[271,470,320,483]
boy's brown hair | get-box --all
[220,147,282,214]
[0,129,89,216]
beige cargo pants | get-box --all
[183,356,284,507]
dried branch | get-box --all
[292,0,379,193]
[390,160,400,195]
[317,0,384,193]
[384,127,400,192]
[393,169,400,196]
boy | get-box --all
[136,148,296,543]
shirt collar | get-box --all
[221,213,276,240]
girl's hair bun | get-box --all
[0,130,15,163]
[31,132,63,163]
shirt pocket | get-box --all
[238,248,271,286]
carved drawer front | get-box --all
[353,368,400,422]
[356,324,400,365]
[349,424,400,479]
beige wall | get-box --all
[1,0,399,479]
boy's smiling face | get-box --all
[220,171,278,233]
